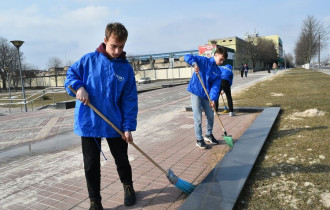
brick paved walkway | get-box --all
[0,106,257,209]
[0,70,278,209]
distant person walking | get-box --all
[240,63,244,78]
[272,62,278,74]
[244,63,249,78]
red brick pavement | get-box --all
[0,70,281,209]
[0,108,258,210]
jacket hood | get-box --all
[96,43,126,60]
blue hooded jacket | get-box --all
[184,54,221,101]
[219,64,233,86]
[64,43,138,138]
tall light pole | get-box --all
[10,40,27,112]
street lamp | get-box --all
[10,40,27,112]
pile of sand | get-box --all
[286,109,326,120]
[292,109,326,117]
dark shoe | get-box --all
[196,139,209,149]
[124,184,136,206]
[204,134,219,145]
[89,200,103,210]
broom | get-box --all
[195,74,234,148]
[68,86,195,194]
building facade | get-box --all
[208,34,284,70]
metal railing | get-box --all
[0,87,70,114]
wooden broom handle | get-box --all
[68,86,167,174]
[196,73,226,132]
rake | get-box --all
[196,74,234,148]
[220,94,229,113]
[68,86,195,194]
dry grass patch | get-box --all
[234,69,330,209]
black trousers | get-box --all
[81,137,132,202]
[216,79,234,112]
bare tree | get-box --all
[47,57,63,87]
[245,41,258,68]
[244,37,277,69]
[294,15,329,66]
[284,53,294,68]
[65,59,75,67]
[22,64,39,88]
[0,37,23,92]
[256,38,277,69]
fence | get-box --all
[0,87,71,114]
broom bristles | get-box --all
[175,178,196,194]
[223,135,234,148]
[167,169,196,194]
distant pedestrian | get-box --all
[64,22,137,209]
[272,62,278,74]
[240,63,244,78]
[244,63,249,78]
[184,46,227,149]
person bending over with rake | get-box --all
[216,64,235,116]
[65,22,138,209]
[184,46,227,149]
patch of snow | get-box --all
[270,92,284,97]
[304,182,315,187]
[309,159,321,164]
[321,192,330,208]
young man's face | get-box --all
[104,35,126,58]
[214,53,226,66]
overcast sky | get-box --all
[1,0,329,69]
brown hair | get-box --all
[215,46,228,59]
[105,22,128,42]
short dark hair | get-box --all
[215,46,228,59]
[105,22,128,42]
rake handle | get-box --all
[220,94,227,108]
[196,73,227,134]
[68,86,167,174]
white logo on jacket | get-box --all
[114,73,124,82]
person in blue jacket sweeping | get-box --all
[65,22,137,209]
[184,46,227,149]
[216,64,235,116]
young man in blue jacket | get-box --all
[184,46,227,149]
[65,22,137,209]
[216,64,235,116]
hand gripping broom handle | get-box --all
[196,74,228,135]
[68,86,167,174]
